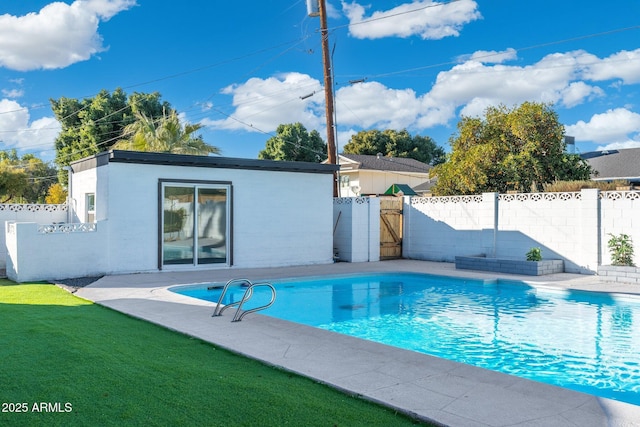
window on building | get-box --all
[86,193,95,223]
[340,175,350,188]
[160,181,231,267]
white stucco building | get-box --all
[5,150,339,282]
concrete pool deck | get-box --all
[74,260,640,427]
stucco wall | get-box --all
[0,204,67,270]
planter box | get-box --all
[598,265,640,285]
[455,255,564,276]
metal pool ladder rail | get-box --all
[211,278,277,322]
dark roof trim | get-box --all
[70,150,340,175]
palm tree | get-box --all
[114,111,220,155]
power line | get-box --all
[363,25,640,80]
[327,0,465,33]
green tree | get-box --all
[113,110,219,155]
[0,150,58,203]
[431,102,593,195]
[0,163,28,203]
[342,129,445,165]
[51,89,173,181]
[258,123,327,162]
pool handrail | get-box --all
[211,278,277,321]
[212,278,252,317]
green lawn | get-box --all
[0,281,429,426]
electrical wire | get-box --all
[327,0,465,33]
[1,4,639,163]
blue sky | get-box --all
[1,0,639,162]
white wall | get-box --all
[5,221,108,282]
[7,160,336,281]
[70,167,98,223]
[600,192,640,265]
[404,189,639,273]
[333,197,380,262]
[0,204,67,270]
[404,194,493,262]
[99,162,335,273]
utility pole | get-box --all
[317,0,338,197]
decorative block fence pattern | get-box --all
[334,190,639,278]
[403,190,640,274]
[0,204,67,270]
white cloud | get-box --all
[595,140,640,151]
[203,73,324,133]
[560,82,603,108]
[459,48,517,64]
[1,88,24,98]
[83,0,137,20]
[421,50,612,123]
[342,0,481,40]
[581,48,640,85]
[566,108,640,144]
[0,0,136,71]
[0,99,61,152]
[336,81,422,129]
[207,47,640,143]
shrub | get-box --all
[543,180,630,193]
[526,247,542,261]
[607,234,635,266]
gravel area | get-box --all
[51,276,103,293]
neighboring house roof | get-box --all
[413,179,437,194]
[384,184,418,196]
[337,154,431,174]
[581,148,640,182]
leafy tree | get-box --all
[113,111,219,155]
[45,183,67,204]
[431,102,593,195]
[0,163,28,203]
[0,150,58,203]
[258,123,326,162]
[51,89,173,181]
[342,129,445,165]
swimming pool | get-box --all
[171,272,640,406]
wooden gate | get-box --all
[380,197,403,259]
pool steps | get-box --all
[211,278,277,322]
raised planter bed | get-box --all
[597,265,640,285]
[455,255,564,276]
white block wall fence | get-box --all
[0,204,67,271]
[404,189,639,274]
[333,190,639,277]
[333,197,380,262]
[4,163,638,282]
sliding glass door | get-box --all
[161,182,230,267]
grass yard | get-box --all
[0,281,429,426]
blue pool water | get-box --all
[171,272,640,406]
